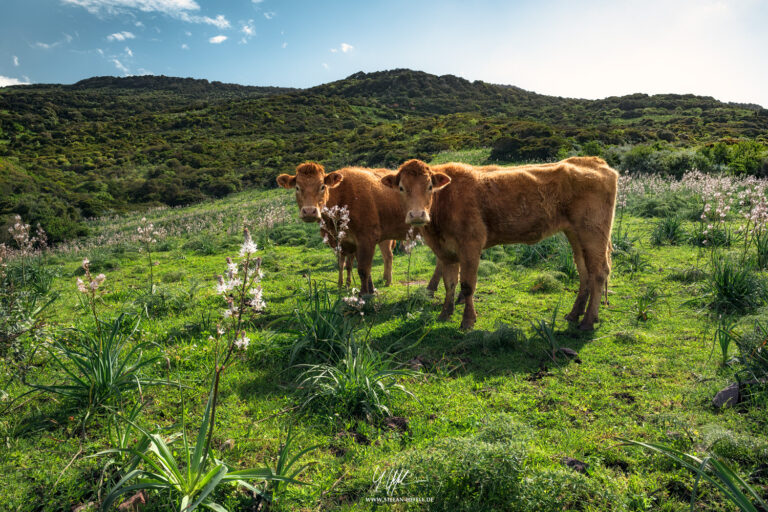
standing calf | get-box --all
[277,162,442,294]
[382,157,618,331]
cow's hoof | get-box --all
[564,312,580,323]
[578,321,595,331]
[437,311,453,322]
[460,319,476,331]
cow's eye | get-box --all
[295,186,300,192]
[428,184,433,192]
[320,184,326,192]
[399,186,405,192]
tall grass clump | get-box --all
[704,256,766,315]
[289,279,363,364]
[621,440,768,512]
[102,228,314,510]
[1,216,57,379]
[650,216,685,246]
[297,340,416,421]
[31,259,163,422]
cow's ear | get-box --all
[277,174,296,189]
[431,173,451,190]
[324,172,343,188]
[381,173,398,189]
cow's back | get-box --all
[329,167,409,243]
[429,159,617,247]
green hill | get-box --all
[1,69,767,242]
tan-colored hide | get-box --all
[384,157,618,331]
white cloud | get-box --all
[241,20,255,36]
[97,48,104,55]
[107,31,135,41]
[322,62,329,70]
[33,34,72,50]
[331,43,353,53]
[209,35,227,44]
[62,0,230,28]
[62,0,200,15]
[111,58,129,74]
[185,31,192,36]
[281,42,287,48]
[135,20,144,27]
[188,14,229,28]
[125,46,133,57]
[0,75,30,87]
[263,11,274,19]
[252,0,263,3]
[13,56,19,66]
[181,43,189,49]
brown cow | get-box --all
[382,157,617,331]
[277,162,442,294]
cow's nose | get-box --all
[300,207,320,220]
[406,210,429,225]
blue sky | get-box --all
[1,0,767,106]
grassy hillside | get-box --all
[2,70,768,242]
[2,152,768,510]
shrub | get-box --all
[477,260,499,278]
[530,272,563,293]
[387,435,527,511]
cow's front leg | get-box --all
[458,252,479,331]
[345,254,355,288]
[378,240,394,286]
[356,239,376,295]
[438,262,459,321]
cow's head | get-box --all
[276,162,343,222]
[381,159,451,226]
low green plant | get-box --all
[651,216,685,246]
[621,439,768,512]
[634,285,665,322]
[713,318,738,366]
[617,249,653,275]
[531,306,561,362]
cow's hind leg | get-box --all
[345,254,355,288]
[337,252,345,288]
[378,240,394,286]
[438,262,459,322]
[427,259,442,297]
[356,240,376,295]
[564,231,590,323]
[579,236,611,331]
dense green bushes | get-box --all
[2,70,767,244]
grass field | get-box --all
[2,154,768,511]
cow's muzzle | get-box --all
[406,210,430,226]
[300,206,321,222]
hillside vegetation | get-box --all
[2,69,768,242]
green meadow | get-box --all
[2,152,768,511]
